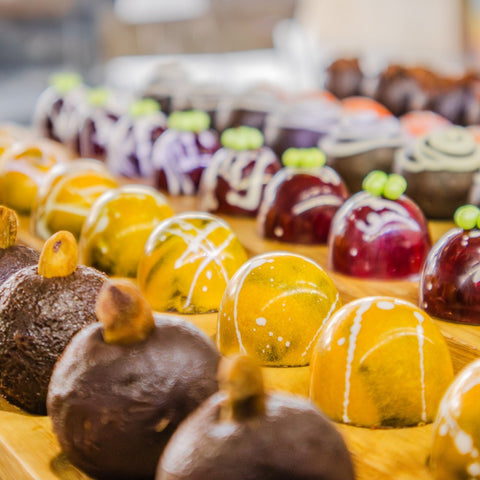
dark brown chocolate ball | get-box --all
[431,73,480,126]
[0,244,39,286]
[47,316,220,480]
[0,265,106,414]
[325,57,364,99]
[157,391,355,480]
[374,65,439,117]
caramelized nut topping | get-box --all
[219,354,266,421]
[96,279,155,345]
[38,231,78,278]
[0,206,18,249]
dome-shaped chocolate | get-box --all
[0,231,106,414]
[0,205,39,286]
[48,279,220,480]
[157,355,355,480]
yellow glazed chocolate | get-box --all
[430,358,480,479]
[217,251,340,367]
[33,159,118,240]
[0,139,71,214]
[310,296,454,428]
[79,184,174,277]
[138,212,248,314]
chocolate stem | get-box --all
[0,206,18,249]
[96,279,155,345]
[219,355,266,422]
[38,231,78,278]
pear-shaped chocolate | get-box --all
[48,278,220,480]
[0,206,39,286]
[157,355,355,480]
[0,231,106,413]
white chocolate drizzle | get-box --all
[434,360,480,475]
[352,193,422,242]
[394,126,480,173]
[158,216,236,309]
[342,300,429,424]
[342,299,374,423]
[320,111,404,158]
[199,146,280,213]
[414,310,427,423]
[107,111,167,177]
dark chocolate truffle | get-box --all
[48,279,220,480]
[373,65,439,117]
[325,57,364,99]
[0,231,106,414]
[430,73,480,126]
[393,126,480,219]
[0,206,39,286]
[157,355,355,480]
[320,96,405,193]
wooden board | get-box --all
[7,194,479,480]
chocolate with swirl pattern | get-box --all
[393,126,480,219]
[320,97,406,193]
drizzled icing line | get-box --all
[414,311,427,423]
[395,127,480,173]
[342,299,374,423]
[434,363,480,472]
[342,302,431,424]
[200,147,278,212]
[230,257,275,354]
[159,218,235,309]
[321,135,405,158]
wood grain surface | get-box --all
[6,193,478,480]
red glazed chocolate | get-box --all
[199,127,281,216]
[328,171,431,279]
[421,205,480,325]
[257,148,349,244]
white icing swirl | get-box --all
[395,126,480,173]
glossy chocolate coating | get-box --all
[257,167,349,244]
[157,391,355,480]
[400,169,474,220]
[0,245,39,286]
[199,147,282,217]
[48,316,220,480]
[0,265,106,414]
[153,129,221,195]
[79,111,120,161]
[328,146,397,194]
[421,228,480,325]
[328,192,431,279]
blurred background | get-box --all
[1,0,479,124]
